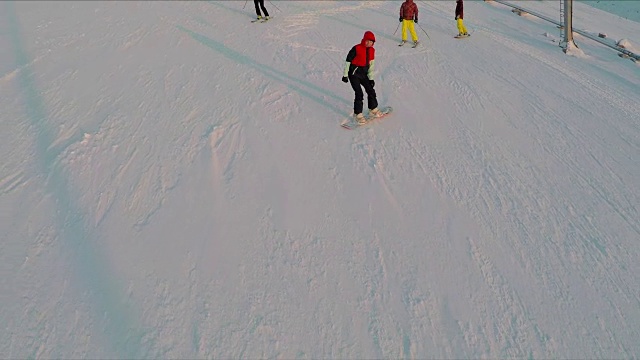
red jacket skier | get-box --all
[342,31,381,124]
[399,0,419,44]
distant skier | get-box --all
[455,0,469,37]
[399,0,419,46]
[342,31,381,124]
[253,0,270,21]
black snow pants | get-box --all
[254,0,269,17]
[349,74,378,115]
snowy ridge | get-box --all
[2,0,639,358]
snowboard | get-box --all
[341,106,393,130]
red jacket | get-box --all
[455,0,464,20]
[345,31,376,78]
[400,0,418,21]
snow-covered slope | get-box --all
[2,1,639,358]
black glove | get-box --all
[370,79,375,87]
[414,19,418,23]
[399,17,403,22]
[455,15,459,20]
[342,76,348,83]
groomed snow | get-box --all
[2,1,639,358]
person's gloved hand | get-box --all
[342,76,348,83]
[399,17,403,22]
[370,79,375,87]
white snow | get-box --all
[2,0,639,358]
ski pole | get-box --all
[393,22,400,36]
[268,0,282,12]
[417,22,431,40]
[243,0,248,10]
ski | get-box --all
[399,41,419,48]
[454,34,470,39]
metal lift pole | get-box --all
[562,0,576,51]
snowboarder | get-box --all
[342,31,380,124]
[399,0,419,46]
[253,0,270,21]
[455,0,469,37]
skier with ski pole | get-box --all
[398,0,419,47]
[455,0,469,38]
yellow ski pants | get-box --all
[402,20,418,42]
[457,18,468,35]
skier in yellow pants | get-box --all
[455,0,469,37]
[399,0,419,46]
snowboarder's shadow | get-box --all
[177,26,348,116]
